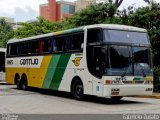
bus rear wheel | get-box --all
[21,81,27,90]
[72,80,84,100]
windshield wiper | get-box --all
[121,66,131,77]
[138,63,146,77]
[137,63,146,77]
[121,68,127,77]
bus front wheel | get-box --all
[111,96,123,101]
[72,80,84,100]
[16,79,21,89]
[20,75,28,90]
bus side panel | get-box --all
[58,54,84,92]
[5,68,22,84]
[28,55,52,88]
[57,54,93,95]
[42,54,71,90]
[5,56,51,87]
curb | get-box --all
[134,94,160,99]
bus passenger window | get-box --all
[31,40,39,54]
[87,29,102,44]
[52,39,57,52]
[20,42,28,55]
[40,40,43,53]
[41,38,51,53]
[70,33,84,51]
[9,44,19,56]
[56,36,66,52]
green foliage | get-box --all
[0,19,14,47]
[68,2,117,27]
[14,17,72,39]
[153,67,160,92]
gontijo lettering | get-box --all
[20,58,38,65]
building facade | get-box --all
[40,0,95,22]
[75,0,96,12]
[40,0,75,22]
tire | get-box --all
[21,81,28,90]
[72,80,84,100]
[21,76,28,90]
[16,79,22,89]
[111,96,123,101]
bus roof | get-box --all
[8,24,147,44]
[0,48,6,52]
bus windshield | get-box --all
[101,29,152,76]
[103,46,152,76]
[104,46,132,75]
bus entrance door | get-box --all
[92,46,103,96]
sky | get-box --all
[0,0,159,22]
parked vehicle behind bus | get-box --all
[0,48,6,81]
[5,24,153,100]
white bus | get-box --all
[0,48,6,81]
[5,24,153,100]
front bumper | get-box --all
[103,84,153,97]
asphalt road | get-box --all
[0,83,160,115]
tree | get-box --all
[68,2,118,27]
[143,0,151,4]
[14,17,72,39]
[109,0,123,8]
[0,19,14,47]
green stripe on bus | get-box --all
[42,55,61,88]
[133,77,146,81]
[49,54,71,90]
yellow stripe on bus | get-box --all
[5,56,52,88]
[53,31,63,36]
[28,55,52,88]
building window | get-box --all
[69,5,75,14]
[62,4,75,14]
